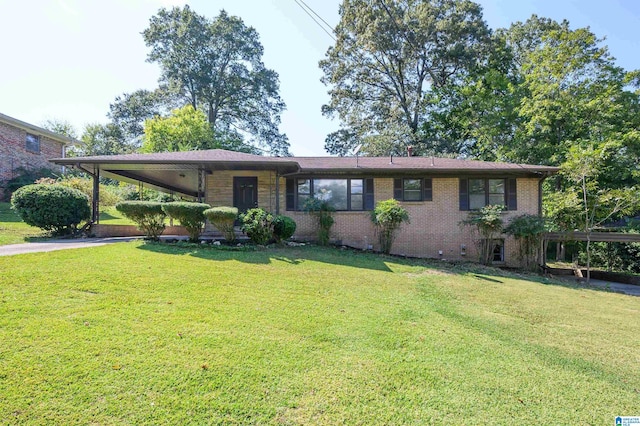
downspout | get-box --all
[275,170,280,215]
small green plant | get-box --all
[370,199,410,254]
[273,215,297,243]
[505,214,548,271]
[162,202,211,242]
[240,208,274,245]
[461,205,505,265]
[11,184,90,235]
[115,201,167,240]
[304,198,335,246]
[204,206,238,242]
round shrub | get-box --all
[162,202,211,242]
[115,201,166,240]
[204,206,238,242]
[273,215,296,242]
[240,208,274,245]
[11,184,90,235]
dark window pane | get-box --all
[403,190,422,201]
[351,179,363,194]
[489,179,504,194]
[403,179,421,191]
[26,133,40,153]
[351,194,363,210]
[469,179,485,194]
[469,194,486,210]
[489,194,505,206]
[297,179,310,194]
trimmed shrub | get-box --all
[204,206,238,242]
[11,184,90,235]
[370,199,410,254]
[273,215,296,243]
[162,202,211,242]
[115,201,166,240]
[240,208,274,245]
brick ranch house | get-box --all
[52,149,558,266]
[0,112,77,200]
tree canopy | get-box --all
[142,6,290,156]
[320,0,491,156]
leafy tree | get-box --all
[504,214,548,271]
[561,143,639,281]
[143,6,289,156]
[74,123,130,157]
[320,0,490,156]
[41,119,78,139]
[142,105,217,152]
[108,88,175,146]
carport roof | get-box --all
[51,149,559,197]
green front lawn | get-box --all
[0,202,45,245]
[0,243,638,424]
[0,203,135,246]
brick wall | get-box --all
[0,121,65,199]
[204,172,543,267]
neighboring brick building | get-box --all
[0,112,77,200]
[51,149,558,267]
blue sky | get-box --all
[0,0,638,156]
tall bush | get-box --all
[162,202,211,242]
[505,214,548,271]
[240,208,274,245]
[204,206,238,242]
[116,201,166,240]
[273,215,296,243]
[11,184,90,235]
[303,198,335,246]
[37,176,121,211]
[461,205,505,265]
[370,199,410,254]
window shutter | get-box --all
[285,178,294,211]
[423,178,432,201]
[459,178,469,211]
[506,178,517,210]
[364,178,374,210]
[393,179,403,200]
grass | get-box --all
[0,203,135,246]
[0,242,638,424]
[0,202,46,245]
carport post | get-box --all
[92,167,100,224]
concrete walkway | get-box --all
[0,237,139,257]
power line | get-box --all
[292,0,336,41]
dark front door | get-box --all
[233,177,258,214]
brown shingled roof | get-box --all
[52,149,558,178]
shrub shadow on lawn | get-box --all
[137,242,394,272]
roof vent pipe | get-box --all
[407,146,413,157]
[431,156,434,166]
[390,153,394,164]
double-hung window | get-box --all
[393,178,432,202]
[459,178,517,210]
